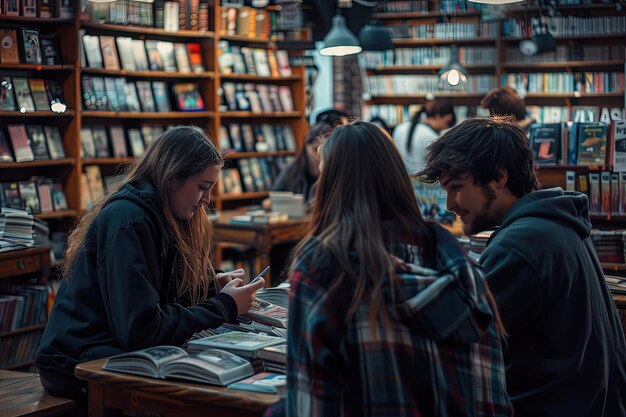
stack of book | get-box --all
[590,229,626,264]
[605,276,626,294]
[256,281,290,309]
[269,192,304,218]
[0,208,34,253]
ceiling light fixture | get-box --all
[439,45,468,89]
[319,14,362,56]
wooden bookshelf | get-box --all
[80,68,216,79]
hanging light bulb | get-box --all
[439,45,468,90]
[320,15,362,56]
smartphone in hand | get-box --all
[250,266,270,285]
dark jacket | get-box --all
[480,188,626,417]
[36,181,237,375]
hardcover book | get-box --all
[145,40,164,71]
[0,30,19,64]
[0,182,22,209]
[46,80,66,113]
[40,35,61,65]
[228,372,286,396]
[240,299,288,329]
[529,123,561,165]
[172,83,204,111]
[131,39,150,71]
[174,43,191,73]
[0,129,14,162]
[12,77,35,112]
[116,37,136,71]
[7,124,34,162]
[85,165,105,204]
[80,127,96,159]
[91,126,111,158]
[44,125,65,159]
[20,28,42,65]
[108,126,128,158]
[36,182,53,213]
[186,43,204,73]
[99,36,120,70]
[0,77,16,111]
[157,41,176,72]
[102,346,254,386]
[82,35,103,68]
[50,180,68,211]
[19,181,40,214]
[26,125,50,160]
[187,331,284,359]
[136,81,156,112]
[127,128,145,157]
[577,123,608,166]
[152,81,171,112]
[28,79,50,111]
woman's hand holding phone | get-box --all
[220,277,266,314]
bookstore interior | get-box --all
[0,0,626,414]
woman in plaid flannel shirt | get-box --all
[264,121,512,417]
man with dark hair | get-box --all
[417,116,626,417]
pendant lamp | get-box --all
[319,14,362,56]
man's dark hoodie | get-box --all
[481,188,626,417]
[36,181,237,377]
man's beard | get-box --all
[463,184,498,236]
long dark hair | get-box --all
[293,121,431,334]
[64,126,223,303]
[406,98,455,154]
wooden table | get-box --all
[0,370,78,417]
[75,359,280,417]
[213,212,308,287]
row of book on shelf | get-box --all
[387,21,499,40]
[366,74,496,95]
[0,330,42,367]
[361,44,624,68]
[82,76,204,112]
[0,77,66,113]
[0,0,73,17]
[502,15,626,38]
[528,118,626,167]
[503,72,625,95]
[220,155,293,195]
[217,42,292,78]
[0,124,64,162]
[81,34,205,73]
[0,179,68,215]
[0,28,61,65]
[90,0,211,32]
[219,123,296,154]
[80,125,163,160]
[220,82,295,113]
[365,104,622,131]
[220,5,272,39]
[0,284,47,332]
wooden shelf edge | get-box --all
[0,110,75,117]
[0,158,76,168]
[81,22,215,39]
[220,191,269,201]
[80,68,215,79]
[82,157,136,165]
[81,111,215,119]
[0,323,46,339]
[601,262,626,271]
[219,74,302,81]
[34,210,77,219]
[220,111,302,118]
[0,64,74,71]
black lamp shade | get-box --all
[320,15,362,56]
[358,25,394,51]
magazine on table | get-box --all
[228,372,286,396]
[186,331,284,359]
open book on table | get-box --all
[102,345,254,386]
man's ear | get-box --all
[494,168,508,189]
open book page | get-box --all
[160,349,254,386]
[102,346,187,378]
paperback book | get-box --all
[187,331,284,359]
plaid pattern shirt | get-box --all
[268,223,512,417]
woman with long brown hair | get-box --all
[265,121,512,417]
[36,126,265,400]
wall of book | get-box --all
[0,1,307,367]
[362,1,625,127]
[0,0,307,213]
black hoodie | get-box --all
[481,188,626,417]
[36,182,237,375]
